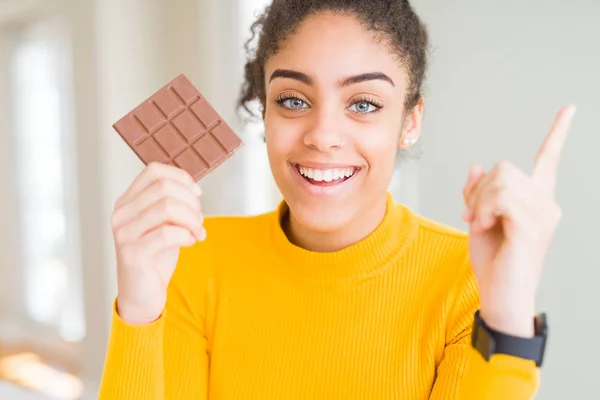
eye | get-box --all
[347,98,383,114]
[275,95,310,110]
[349,101,377,113]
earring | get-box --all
[403,137,418,146]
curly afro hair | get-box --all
[237,0,429,119]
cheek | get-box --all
[264,112,303,162]
[355,119,401,173]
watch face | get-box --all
[472,313,496,362]
[535,313,548,336]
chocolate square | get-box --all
[172,109,205,143]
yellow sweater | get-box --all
[99,193,539,399]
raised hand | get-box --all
[110,162,205,325]
[462,105,576,337]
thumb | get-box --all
[462,164,486,221]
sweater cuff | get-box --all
[469,347,540,397]
[108,297,165,359]
[111,298,165,333]
[99,299,166,399]
[487,353,539,379]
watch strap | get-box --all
[471,310,547,367]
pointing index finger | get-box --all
[532,104,576,190]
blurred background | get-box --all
[0,0,597,399]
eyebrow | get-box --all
[341,72,395,87]
[269,69,395,87]
[269,69,312,85]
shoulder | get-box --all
[405,207,476,298]
[402,204,469,264]
[166,210,277,321]
[203,212,273,238]
[416,212,468,241]
[175,210,275,273]
[406,211,479,337]
[172,209,277,278]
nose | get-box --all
[302,105,345,152]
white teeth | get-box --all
[313,169,324,181]
[297,165,356,182]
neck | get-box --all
[283,195,388,252]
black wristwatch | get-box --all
[471,310,548,367]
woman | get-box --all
[99,0,575,398]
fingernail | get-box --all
[190,184,202,196]
[198,227,207,241]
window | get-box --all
[9,17,85,343]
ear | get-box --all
[398,94,424,150]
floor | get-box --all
[0,381,53,399]
[0,344,85,400]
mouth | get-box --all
[293,163,360,187]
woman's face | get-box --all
[263,12,423,233]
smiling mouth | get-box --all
[293,164,360,186]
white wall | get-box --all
[414,1,600,398]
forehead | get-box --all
[264,12,407,89]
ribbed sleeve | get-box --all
[98,303,165,399]
[430,254,539,399]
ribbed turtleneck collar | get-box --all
[269,193,419,287]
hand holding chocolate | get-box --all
[109,75,242,325]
